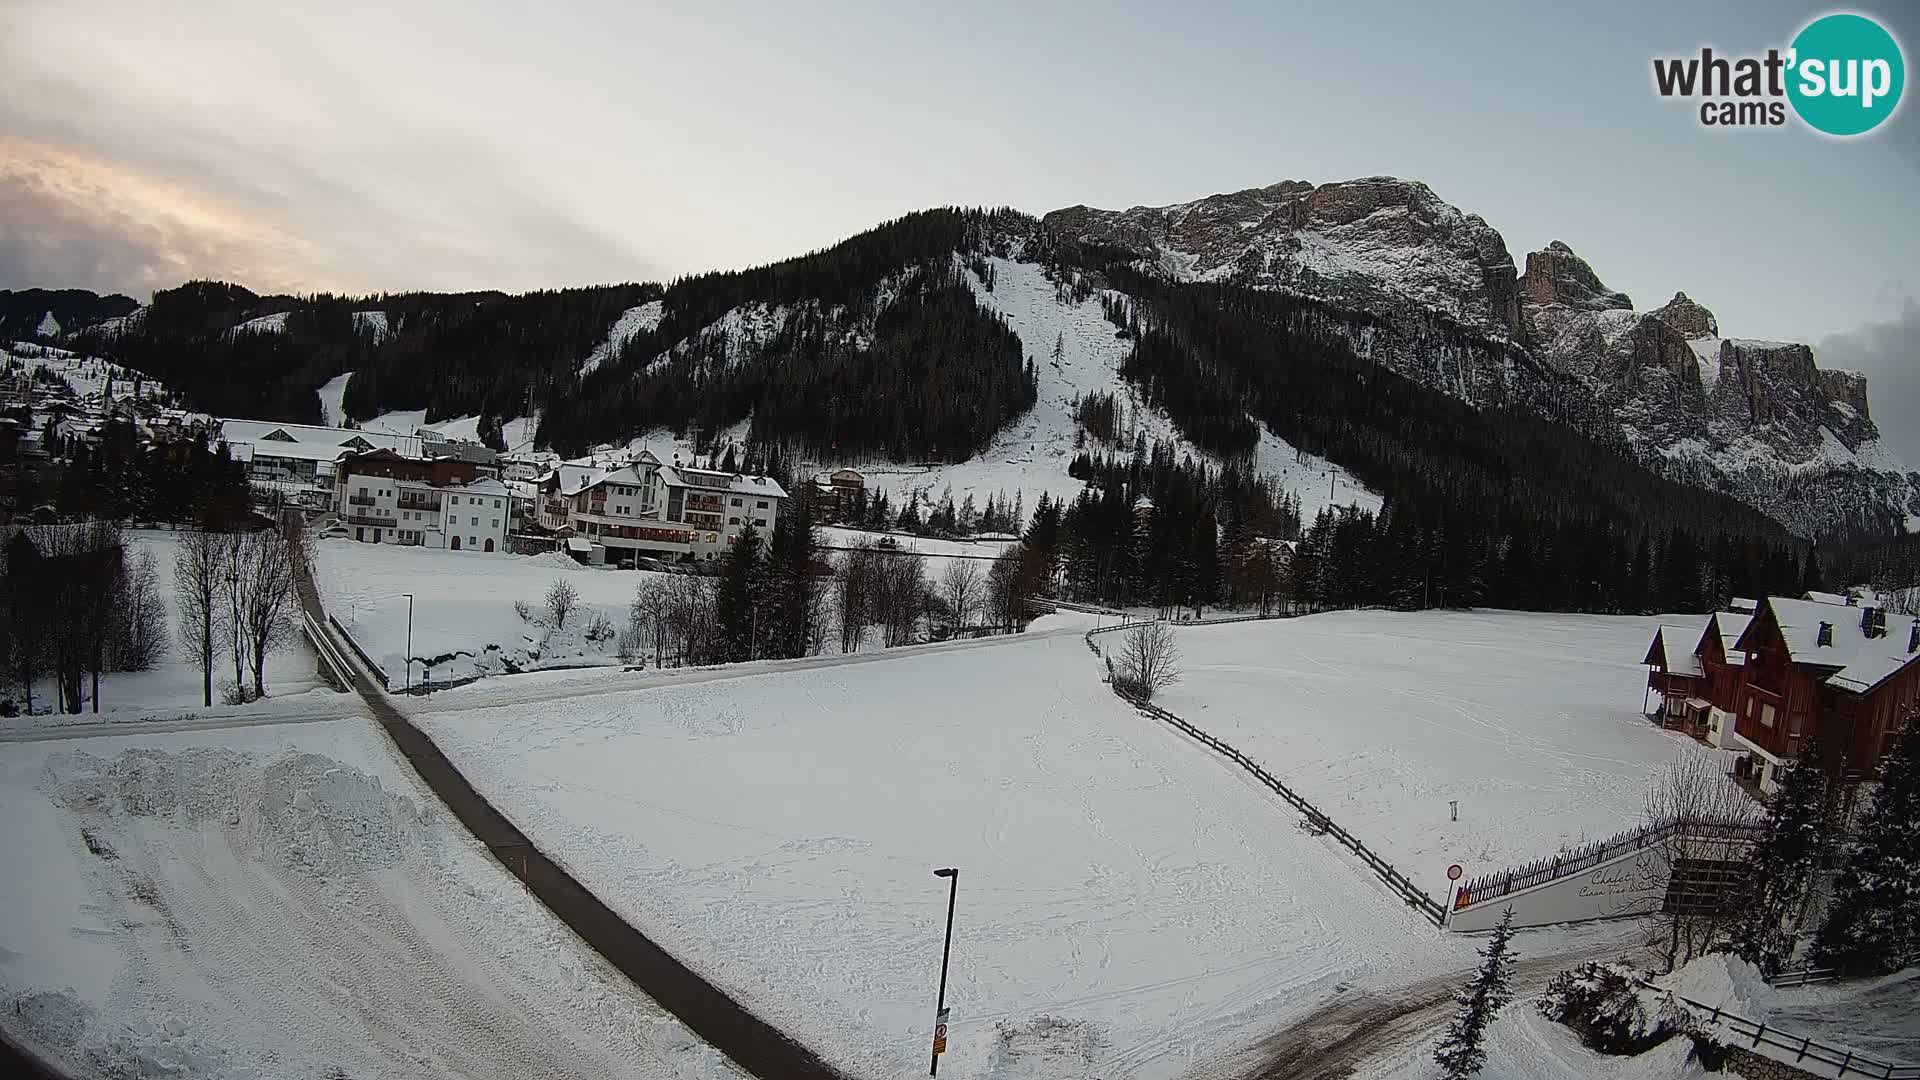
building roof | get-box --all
[1739,596,1920,696]
[242,440,353,463]
[657,465,788,499]
[218,418,420,456]
[1707,612,1753,667]
[1802,590,1858,607]
[1729,597,1758,613]
[1645,624,1705,677]
[459,477,510,497]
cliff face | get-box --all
[1045,180,1919,536]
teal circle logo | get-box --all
[1788,13,1905,136]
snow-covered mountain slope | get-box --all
[228,311,291,335]
[351,309,390,343]
[3,341,170,405]
[1045,177,1918,536]
[315,371,352,427]
[578,300,662,376]
[578,254,1378,522]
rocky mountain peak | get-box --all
[1518,241,1632,312]
[1650,292,1719,339]
[1042,176,1524,339]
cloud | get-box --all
[1817,298,1920,468]
[0,139,318,298]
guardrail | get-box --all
[298,608,355,693]
[1458,815,1766,909]
[326,613,390,691]
[1641,981,1920,1079]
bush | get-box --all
[1537,962,1693,1056]
[585,613,615,643]
[545,579,579,628]
[513,599,533,623]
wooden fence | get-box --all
[1458,815,1765,909]
[1645,982,1920,1079]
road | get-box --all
[289,543,852,1080]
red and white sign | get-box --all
[1446,863,1463,881]
[931,1007,950,1056]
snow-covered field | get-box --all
[1,530,325,732]
[313,538,658,686]
[413,615,1486,1079]
[0,716,742,1078]
[1156,610,1718,888]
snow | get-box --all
[1687,336,1724,392]
[1358,1002,1702,1080]
[579,300,663,376]
[355,406,534,449]
[315,371,352,427]
[0,530,324,732]
[36,311,60,338]
[229,311,290,335]
[0,717,744,1079]
[352,309,389,342]
[828,254,1380,525]
[2,345,167,404]
[411,622,1482,1080]
[1156,610,1725,883]
[313,537,656,686]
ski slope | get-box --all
[0,717,741,1079]
[413,617,1475,1080]
[1156,610,1724,887]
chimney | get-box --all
[1860,606,1886,640]
[1817,621,1833,647]
[1910,619,1918,655]
[1845,593,1859,606]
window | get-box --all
[757,500,768,509]
[468,536,477,547]
[451,496,459,505]
[731,497,742,506]
[1761,704,1777,729]
[490,519,498,528]
[755,518,767,528]
[729,516,740,525]
[493,499,501,508]
[470,516,479,526]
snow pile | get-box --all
[0,720,748,1079]
[580,300,663,376]
[986,1015,1107,1080]
[46,747,433,877]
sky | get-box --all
[2,0,1917,458]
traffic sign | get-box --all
[931,1007,950,1056]
[1446,863,1463,881]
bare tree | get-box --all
[114,547,170,671]
[546,578,580,628]
[1643,754,1759,973]
[1116,621,1182,700]
[876,552,929,647]
[836,544,880,653]
[942,559,982,633]
[236,529,298,699]
[175,528,226,707]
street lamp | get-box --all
[401,592,414,691]
[930,867,958,1076]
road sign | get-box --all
[932,1007,950,1055]
[1446,863,1463,881]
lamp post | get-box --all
[930,867,958,1076]
[401,592,414,691]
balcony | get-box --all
[397,497,442,513]
[347,494,378,507]
[345,512,395,527]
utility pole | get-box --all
[930,867,958,1075]
[402,592,414,691]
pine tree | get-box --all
[1728,731,1839,973]
[1811,712,1920,974]
[1434,908,1517,1078]
[716,526,762,662]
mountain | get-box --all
[1042,177,1918,537]
[24,180,1915,540]
[0,288,139,341]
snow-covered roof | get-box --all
[459,477,510,498]
[657,465,788,499]
[1802,590,1857,607]
[1728,597,1758,613]
[1646,624,1705,677]
[1707,612,1753,667]
[543,463,607,497]
[1743,597,1920,696]
[219,418,419,455]
[242,440,352,463]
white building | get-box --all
[220,418,499,510]
[334,449,511,553]
[536,451,787,565]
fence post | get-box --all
[1796,1036,1809,1062]
[1752,1023,1765,1048]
